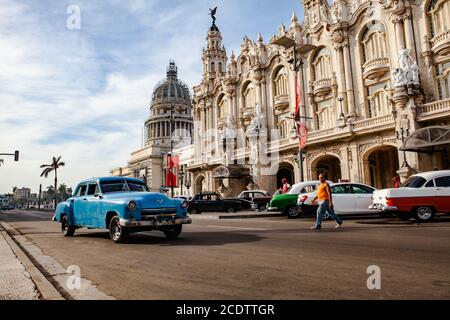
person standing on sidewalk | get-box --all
[310,174,343,230]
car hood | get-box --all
[104,192,179,208]
[270,193,298,203]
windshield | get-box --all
[401,176,426,188]
[289,184,317,195]
[100,180,148,193]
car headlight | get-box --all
[181,201,188,209]
[128,201,137,211]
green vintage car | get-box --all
[268,180,329,215]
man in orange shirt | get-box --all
[310,174,343,230]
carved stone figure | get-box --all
[393,67,407,87]
[224,113,236,139]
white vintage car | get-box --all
[369,170,450,222]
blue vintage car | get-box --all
[53,177,192,243]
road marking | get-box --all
[204,225,268,231]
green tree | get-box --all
[40,156,65,208]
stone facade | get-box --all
[184,0,450,197]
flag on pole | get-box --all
[294,72,301,121]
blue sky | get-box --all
[0,0,304,193]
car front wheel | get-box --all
[414,206,435,223]
[61,216,75,237]
[227,207,236,213]
[163,225,182,239]
[109,216,128,243]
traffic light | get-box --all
[14,150,19,162]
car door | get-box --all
[351,184,375,214]
[434,176,450,212]
[83,183,100,227]
[72,183,87,225]
[331,184,354,214]
[210,194,224,212]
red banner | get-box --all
[294,72,301,121]
[297,122,308,150]
[165,154,179,188]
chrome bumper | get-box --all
[267,207,279,212]
[369,204,398,212]
[251,204,258,210]
[119,217,192,228]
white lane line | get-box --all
[204,225,268,231]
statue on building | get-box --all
[247,104,264,136]
[393,49,421,88]
[209,7,217,25]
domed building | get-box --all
[111,61,193,193]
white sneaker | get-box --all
[335,222,343,229]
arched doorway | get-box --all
[366,146,399,189]
[195,175,205,194]
[277,163,295,189]
[312,155,342,182]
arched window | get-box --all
[316,99,335,130]
[435,61,450,99]
[243,82,255,109]
[273,67,289,97]
[211,62,215,73]
[362,23,388,64]
[366,82,391,118]
[429,0,450,37]
[313,48,332,81]
[217,95,227,119]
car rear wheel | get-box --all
[288,206,301,219]
[163,225,182,239]
[61,216,75,237]
[258,205,267,212]
[414,206,435,223]
[109,216,128,243]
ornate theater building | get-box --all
[114,0,450,198]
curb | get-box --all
[219,213,284,219]
[0,221,64,300]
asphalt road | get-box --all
[1,209,450,300]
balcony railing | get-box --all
[353,114,394,130]
[307,127,335,140]
[313,78,333,97]
[273,94,289,114]
[362,57,390,80]
[431,30,450,56]
[417,98,450,121]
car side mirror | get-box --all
[95,194,103,199]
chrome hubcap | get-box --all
[112,221,121,239]
[417,207,432,220]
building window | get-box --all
[243,82,255,109]
[362,23,388,64]
[436,61,450,99]
[218,95,226,119]
[367,82,390,118]
[273,67,289,97]
[313,48,332,81]
[429,0,450,37]
[316,99,335,130]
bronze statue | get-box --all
[209,7,217,25]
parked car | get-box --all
[188,192,254,214]
[291,183,376,219]
[268,180,332,215]
[53,177,192,243]
[238,190,272,212]
[370,170,450,222]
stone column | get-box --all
[403,13,416,60]
[394,18,406,52]
[335,45,348,114]
[342,42,355,118]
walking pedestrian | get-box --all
[280,178,291,194]
[392,174,401,188]
[310,174,343,230]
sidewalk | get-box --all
[0,226,39,300]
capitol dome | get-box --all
[145,61,193,149]
[151,61,192,108]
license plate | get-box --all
[157,220,174,226]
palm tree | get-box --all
[58,183,68,201]
[40,156,65,208]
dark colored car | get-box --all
[238,190,272,212]
[188,192,253,214]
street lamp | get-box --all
[273,36,316,183]
[338,97,345,118]
[179,166,185,196]
[397,127,411,168]
[0,150,19,167]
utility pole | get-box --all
[169,105,175,198]
[38,184,42,210]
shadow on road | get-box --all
[74,230,266,246]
